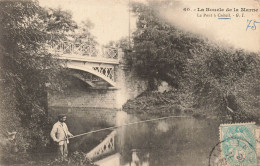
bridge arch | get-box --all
[66,64,117,88]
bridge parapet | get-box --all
[46,40,125,87]
[48,41,119,61]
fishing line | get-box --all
[67,115,190,140]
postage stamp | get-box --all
[219,122,257,166]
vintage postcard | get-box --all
[0,0,259,166]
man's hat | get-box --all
[58,114,66,119]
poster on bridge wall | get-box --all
[0,0,259,166]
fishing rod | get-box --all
[66,115,190,140]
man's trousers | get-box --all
[58,142,68,160]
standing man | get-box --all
[50,114,73,161]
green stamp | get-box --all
[219,123,257,166]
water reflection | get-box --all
[49,107,220,166]
[157,121,169,132]
[116,111,128,126]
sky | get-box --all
[39,0,260,52]
[159,0,260,52]
[39,0,137,45]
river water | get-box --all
[49,107,221,166]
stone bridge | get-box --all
[47,41,147,108]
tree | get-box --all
[131,2,191,90]
[0,0,77,157]
[72,19,97,46]
[106,37,131,50]
[186,44,260,122]
[129,1,260,122]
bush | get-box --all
[27,151,98,166]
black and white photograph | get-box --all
[0,0,259,165]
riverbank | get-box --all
[1,151,98,166]
[124,91,212,118]
[123,91,259,124]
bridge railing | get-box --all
[86,130,116,160]
[48,41,119,60]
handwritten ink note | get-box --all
[246,19,260,31]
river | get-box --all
[49,107,221,166]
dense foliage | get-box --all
[0,0,95,163]
[26,151,98,166]
[131,2,190,89]
[127,2,260,123]
[0,1,59,155]
[186,43,260,122]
